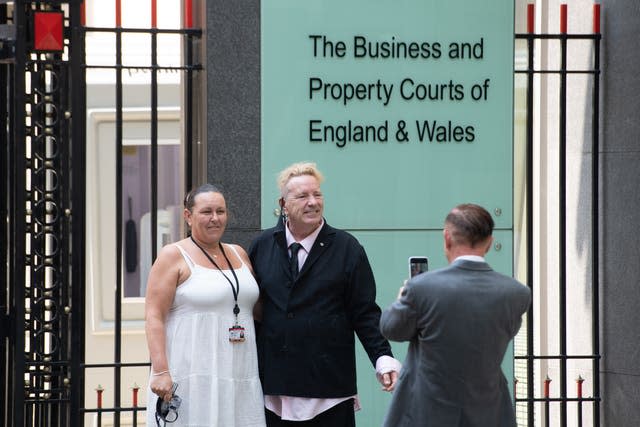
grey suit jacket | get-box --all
[380,259,531,427]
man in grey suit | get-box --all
[380,203,531,427]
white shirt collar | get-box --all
[454,255,486,263]
[285,219,324,254]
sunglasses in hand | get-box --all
[155,382,182,426]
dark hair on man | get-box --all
[183,183,223,211]
[445,203,495,248]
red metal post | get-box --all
[80,0,86,26]
[593,3,601,34]
[560,4,567,34]
[544,375,551,397]
[577,375,584,398]
[96,384,104,408]
[151,0,157,29]
[132,383,139,407]
[544,375,552,426]
[115,0,122,27]
[184,0,193,29]
[577,376,585,426]
[527,3,535,34]
[96,385,104,426]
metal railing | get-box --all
[514,3,601,427]
[1,0,202,425]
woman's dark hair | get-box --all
[183,184,223,211]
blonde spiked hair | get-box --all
[277,162,325,198]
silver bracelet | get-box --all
[152,370,170,376]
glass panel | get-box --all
[122,141,182,298]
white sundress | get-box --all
[146,244,266,427]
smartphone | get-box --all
[409,256,429,278]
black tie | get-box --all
[289,243,302,277]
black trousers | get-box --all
[265,399,356,427]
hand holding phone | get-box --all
[409,256,429,278]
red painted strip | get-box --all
[593,3,601,34]
[544,377,551,398]
[577,378,584,398]
[560,4,567,34]
[116,0,121,27]
[527,3,534,34]
[184,0,193,29]
[80,0,85,26]
[151,0,157,28]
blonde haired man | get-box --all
[250,162,400,427]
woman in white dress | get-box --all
[145,184,266,426]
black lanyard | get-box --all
[190,236,241,317]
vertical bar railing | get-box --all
[524,4,535,426]
[544,376,551,426]
[151,0,159,265]
[514,3,602,426]
[78,0,203,424]
[70,0,88,423]
[11,1,28,425]
[114,0,124,425]
[590,5,601,426]
[577,376,585,426]
[0,2,11,422]
[558,4,569,425]
[132,384,140,427]
[184,0,194,191]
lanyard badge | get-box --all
[190,236,246,343]
[228,299,245,343]
[229,324,246,343]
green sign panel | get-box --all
[262,0,514,230]
[261,1,515,424]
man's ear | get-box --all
[278,197,285,209]
[444,228,453,250]
[483,236,494,254]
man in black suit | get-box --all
[249,161,400,427]
[380,203,531,427]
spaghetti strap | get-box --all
[224,244,246,268]
[174,244,196,271]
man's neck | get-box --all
[287,221,322,242]
[447,246,488,263]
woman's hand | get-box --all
[150,372,175,401]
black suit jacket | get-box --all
[248,220,392,398]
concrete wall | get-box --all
[599,0,640,425]
[206,0,262,250]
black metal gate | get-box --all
[1,0,202,425]
[514,4,602,427]
[1,0,86,425]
